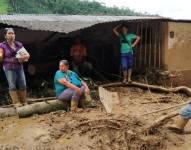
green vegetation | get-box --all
[0,0,145,15]
[0,0,10,14]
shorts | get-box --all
[179,103,191,119]
[121,52,133,70]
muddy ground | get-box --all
[0,86,191,150]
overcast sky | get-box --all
[94,0,191,19]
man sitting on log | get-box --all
[54,60,90,111]
[168,102,191,133]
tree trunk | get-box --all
[27,97,57,104]
[17,99,68,118]
[99,82,191,96]
[0,107,17,118]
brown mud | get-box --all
[0,87,190,150]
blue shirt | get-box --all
[54,70,82,97]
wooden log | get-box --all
[0,107,17,118]
[98,81,191,96]
[141,101,190,116]
[17,99,68,118]
[27,97,57,103]
[0,104,14,108]
[145,111,179,134]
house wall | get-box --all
[164,22,191,86]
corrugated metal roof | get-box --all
[0,14,167,33]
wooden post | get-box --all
[157,22,161,68]
[139,21,143,68]
[154,22,157,68]
[149,21,152,68]
[144,21,148,67]
[134,22,139,68]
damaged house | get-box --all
[0,14,191,88]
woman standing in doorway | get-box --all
[113,24,140,83]
[0,28,30,107]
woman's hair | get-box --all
[4,28,14,36]
[59,59,69,67]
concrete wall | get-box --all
[164,22,191,86]
[165,22,191,70]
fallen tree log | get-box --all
[17,99,67,118]
[0,107,16,118]
[99,81,191,96]
[27,97,57,104]
[0,104,14,108]
[144,111,179,134]
[0,100,68,118]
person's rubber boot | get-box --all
[84,93,91,105]
[9,90,21,107]
[122,70,127,83]
[18,90,27,106]
[168,117,189,133]
[70,99,78,111]
[84,93,96,108]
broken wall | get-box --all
[164,22,191,86]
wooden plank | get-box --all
[98,87,119,113]
[139,21,143,68]
[144,21,148,67]
[149,22,152,68]
[158,22,161,68]
[154,22,157,68]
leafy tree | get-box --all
[0,0,10,14]
[6,0,145,16]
